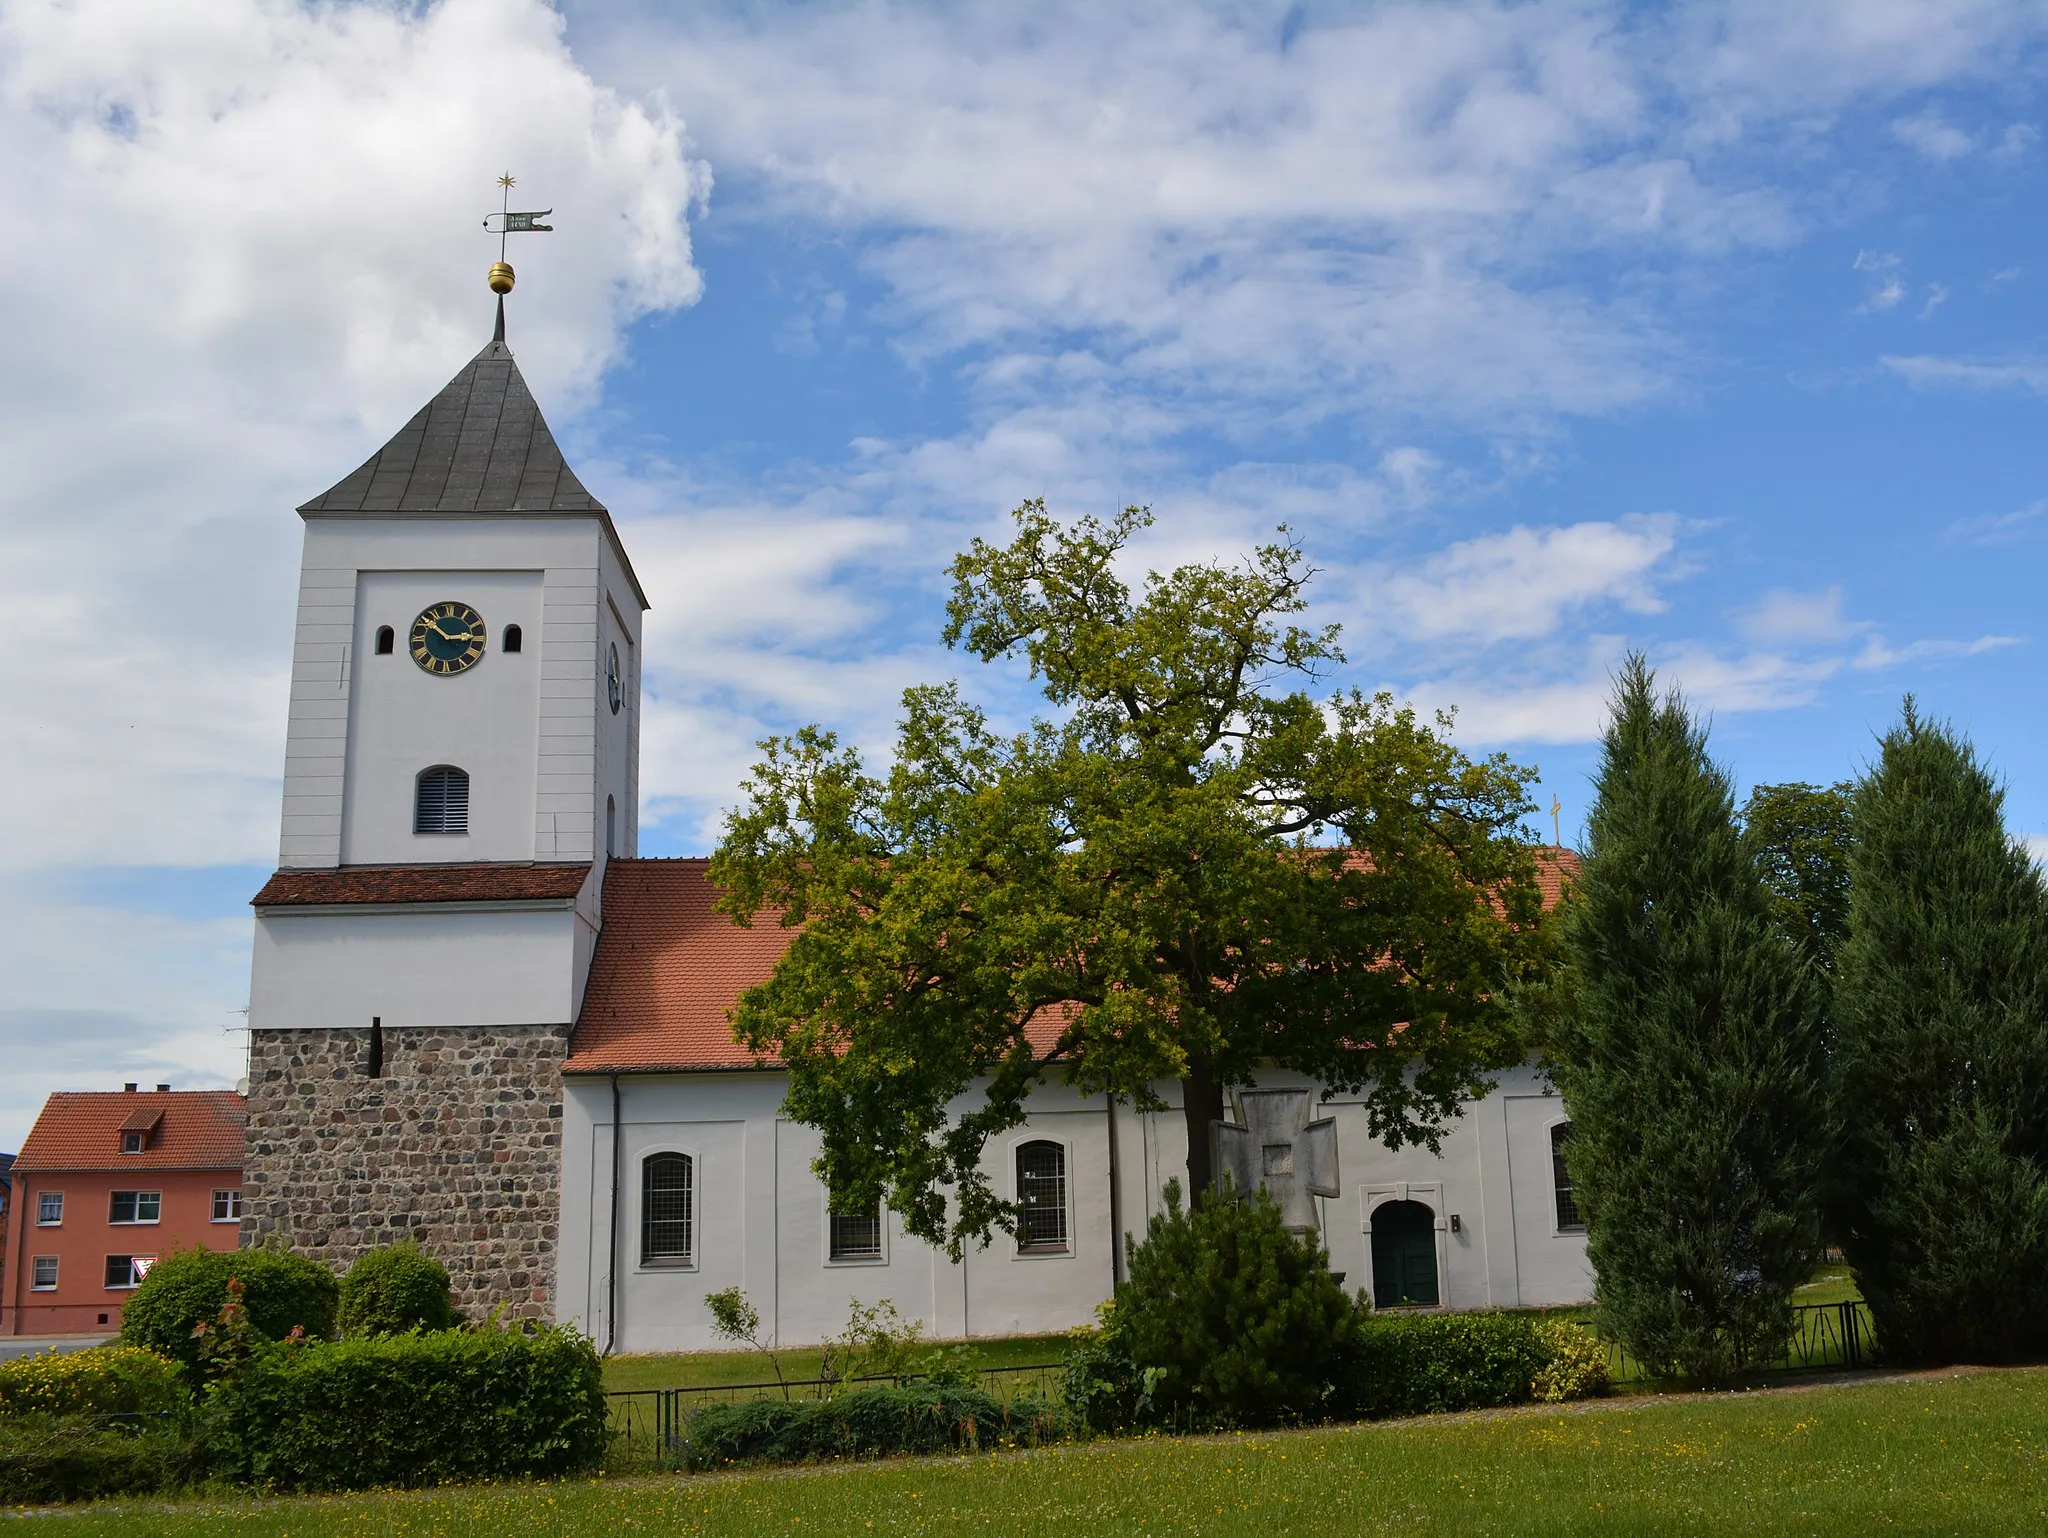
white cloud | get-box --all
[1947,498,2048,545]
[1920,283,1951,318]
[1881,353,2048,391]
[1852,633,2019,669]
[1892,108,1977,159]
[1854,249,1906,312]
[1738,586,1858,645]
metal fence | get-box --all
[1599,1300,1872,1383]
[606,1362,1068,1470]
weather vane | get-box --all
[482,173,554,295]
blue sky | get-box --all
[1,0,2045,1148]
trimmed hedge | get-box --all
[337,1241,458,1338]
[687,1385,1069,1467]
[213,1324,605,1491]
[0,1345,187,1422]
[1343,1310,1554,1419]
[0,1414,213,1506]
[122,1248,339,1380]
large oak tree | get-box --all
[711,504,1550,1253]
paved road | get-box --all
[0,1334,114,1362]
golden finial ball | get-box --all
[488,261,516,295]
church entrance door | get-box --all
[1370,1200,1439,1307]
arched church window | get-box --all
[374,626,394,655]
[1551,1122,1582,1231]
[502,624,522,654]
[641,1152,693,1267]
[1016,1140,1068,1252]
[414,766,470,836]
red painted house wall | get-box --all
[2,1089,245,1338]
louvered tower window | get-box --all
[414,766,470,835]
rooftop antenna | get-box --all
[481,173,554,337]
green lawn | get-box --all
[602,1332,1070,1394]
[38,1366,2048,1535]
[1793,1265,1863,1308]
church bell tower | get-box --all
[242,239,647,1319]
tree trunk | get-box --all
[1181,1062,1225,1198]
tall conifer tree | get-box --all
[1834,702,2048,1363]
[1549,658,1829,1381]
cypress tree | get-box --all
[1833,701,2048,1364]
[1549,658,1830,1381]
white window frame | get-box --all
[1010,1134,1076,1260]
[103,1254,153,1290]
[108,1191,162,1226]
[822,1188,889,1267]
[634,1143,699,1274]
[1545,1114,1585,1236]
[211,1189,242,1224]
[120,1131,146,1154]
[36,1191,62,1226]
[29,1256,57,1291]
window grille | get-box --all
[830,1203,883,1260]
[374,626,395,655]
[1551,1122,1583,1230]
[415,766,470,835]
[30,1257,56,1290]
[212,1189,242,1222]
[110,1191,161,1225]
[502,624,522,654]
[641,1152,693,1267]
[36,1192,62,1225]
[104,1255,148,1289]
[1016,1140,1069,1251]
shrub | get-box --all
[1531,1319,1611,1404]
[685,1383,1061,1467]
[212,1323,605,1491]
[1108,1180,1358,1426]
[1344,1311,1550,1419]
[0,1414,213,1505]
[337,1241,457,1338]
[0,1345,187,1422]
[122,1247,339,1380]
[1834,704,2048,1365]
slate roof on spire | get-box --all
[300,319,604,515]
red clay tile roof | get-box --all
[252,862,592,908]
[15,1091,246,1174]
[566,848,1580,1076]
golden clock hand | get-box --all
[428,620,476,643]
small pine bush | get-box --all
[121,1248,339,1381]
[1110,1180,1358,1426]
[0,1344,187,1421]
[337,1240,457,1337]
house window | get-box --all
[1551,1122,1583,1231]
[641,1152,693,1267]
[212,1190,242,1223]
[110,1191,162,1225]
[36,1192,62,1226]
[414,765,470,835]
[1016,1140,1069,1252]
[374,625,395,655]
[30,1257,56,1291]
[829,1203,883,1261]
[104,1255,152,1290]
[121,1131,145,1154]
[502,623,522,654]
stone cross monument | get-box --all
[1212,1087,1340,1232]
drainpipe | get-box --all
[1106,1093,1125,1289]
[605,1073,622,1356]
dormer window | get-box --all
[415,766,470,835]
[121,1131,145,1154]
[119,1105,162,1154]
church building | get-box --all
[244,291,1591,1350]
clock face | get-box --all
[606,642,622,714]
[409,602,487,675]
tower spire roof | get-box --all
[299,315,602,515]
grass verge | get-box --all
[602,1333,1069,1394]
[32,1364,2048,1535]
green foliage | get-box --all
[705,1285,790,1395]
[1744,780,1855,971]
[818,1298,926,1388]
[0,1344,187,1421]
[685,1383,1066,1467]
[122,1247,340,1381]
[336,1240,457,1338]
[1107,1179,1358,1425]
[1530,1318,1612,1403]
[1833,702,2048,1365]
[0,1413,215,1505]
[712,503,1548,1251]
[1548,657,1830,1382]
[1344,1311,1552,1419]
[210,1323,606,1491]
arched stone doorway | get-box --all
[1370,1199,1439,1307]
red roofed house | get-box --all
[4,1087,245,1336]
[240,300,1593,1352]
